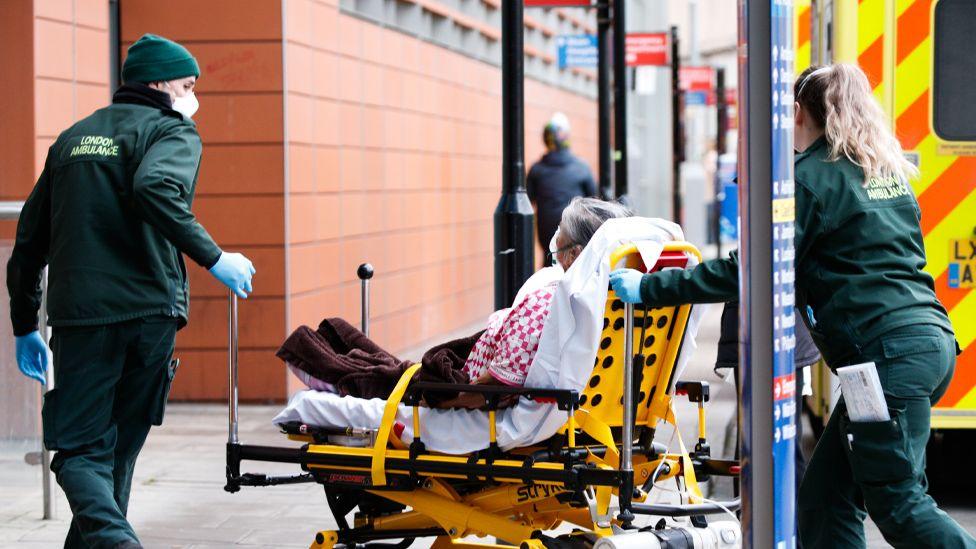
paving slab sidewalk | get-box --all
[1,403,335,548]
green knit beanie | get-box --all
[122,34,200,84]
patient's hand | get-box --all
[427,373,520,409]
[434,372,501,408]
[471,371,496,385]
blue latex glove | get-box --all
[209,252,256,299]
[15,330,49,385]
[609,269,644,304]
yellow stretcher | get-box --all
[223,243,741,549]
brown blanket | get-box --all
[277,318,483,402]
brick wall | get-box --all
[2,0,598,402]
[0,1,35,207]
[282,0,598,398]
[0,0,111,205]
[0,0,112,436]
[121,0,289,401]
[33,0,112,177]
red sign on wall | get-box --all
[525,0,592,6]
[679,66,714,91]
[625,33,669,66]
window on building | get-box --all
[933,0,976,141]
[339,0,597,97]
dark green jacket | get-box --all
[7,84,221,336]
[640,137,952,365]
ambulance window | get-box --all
[933,0,976,141]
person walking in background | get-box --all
[526,112,597,266]
[8,34,255,549]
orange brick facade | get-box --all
[1,0,597,402]
[0,0,112,212]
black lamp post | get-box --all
[493,0,535,310]
[597,0,613,198]
[612,0,629,201]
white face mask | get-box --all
[171,91,199,119]
[548,229,561,267]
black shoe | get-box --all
[113,541,143,549]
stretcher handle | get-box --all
[608,241,703,271]
[608,241,702,525]
[228,292,239,445]
[608,242,701,525]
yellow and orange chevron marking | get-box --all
[884,0,976,410]
[795,0,812,70]
[858,0,888,104]
[798,0,976,413]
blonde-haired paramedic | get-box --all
[609,64,976,548]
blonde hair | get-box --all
[794,63,919,184]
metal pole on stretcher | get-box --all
[223,270,365,492]
[228,292,239,445]
[225,261,374,441]
[617,302,636,526]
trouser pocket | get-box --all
[149,359,179,426]
[842,406,915,485]
[41,388,60,451]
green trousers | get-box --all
[798,324,976,548]
[42,318,177,549]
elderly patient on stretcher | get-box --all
[277,198,632,409]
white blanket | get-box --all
[274,217,708,454]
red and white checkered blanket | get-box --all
[462,281,558,386]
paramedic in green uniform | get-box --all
[8,34,255,549]
[610,64,976,548]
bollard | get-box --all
[357,264,374,337]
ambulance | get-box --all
[796,0,976,433]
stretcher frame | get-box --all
[223,243,740,549]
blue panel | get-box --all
[771,0,797,545]
[720,181,739,242]
[556,35,598,69]
[685,91,709,105]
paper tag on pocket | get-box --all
[837,362,890,422]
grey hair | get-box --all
[559,197,634,248]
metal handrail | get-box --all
[0,201,26,220]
